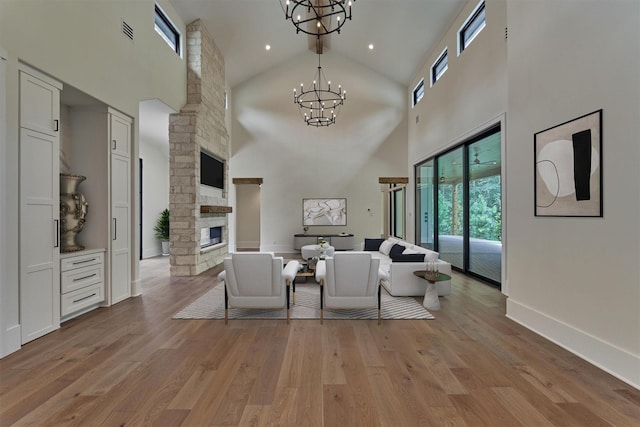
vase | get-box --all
[60,173,89,253]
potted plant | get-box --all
[154,208,170,256]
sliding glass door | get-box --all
[468,132,502,282]
[415,125,502,287]
[416,159,435,249]
[437,147,464,270]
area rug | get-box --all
[173,282,435,320]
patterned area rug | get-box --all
[173,282,435,320]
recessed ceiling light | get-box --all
[265,44,271,51]
[368,44,374,50]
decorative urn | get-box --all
[59,173,89,253]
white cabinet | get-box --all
[19,67,62,343]
[60,249,105,320]
[109,110,131,304]
[66,106,133,307]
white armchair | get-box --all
[217,252,300,324]
[315,252,388,324]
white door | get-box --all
[19,128,60,343]
[110,112,131,304]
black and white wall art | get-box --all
[303,198,347,226]
[534,109,603,217]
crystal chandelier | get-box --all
[281,0,355,38]
[293,55,346,127]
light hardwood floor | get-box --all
[1,256,638,426]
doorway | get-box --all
[234,179,262,251]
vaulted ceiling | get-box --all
[169,0,466,88]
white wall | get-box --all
[0,47,16,356]
[0,0,187,357]
[230,51,408,251]
[406,0,508,244]
[505,0,640,388]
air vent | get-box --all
[122,20,134,41]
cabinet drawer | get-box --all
[61,252,103,272]
[61,283,104,316]
[61,264,104,294]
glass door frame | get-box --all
[414,123,502,288]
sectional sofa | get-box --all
[362,237,452,297]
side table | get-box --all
[412,271,451,311]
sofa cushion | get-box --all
[364,238,385,251]
[402,248,420,255]
[379,240,395,256]
[390,253,426,262]
[389,243,406,257]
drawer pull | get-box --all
[72,258,97,265]
[73,293,97,304]
[73,273,97,282]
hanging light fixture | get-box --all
[281,0,355,38]
[293,54,346,127]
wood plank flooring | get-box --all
[1,256,638,426]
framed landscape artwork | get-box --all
[534,109,603,217]
[303,198,347,226]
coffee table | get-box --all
[413,271,451,310]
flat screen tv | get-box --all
[200,151,224,190]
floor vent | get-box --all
[122,20,134,41]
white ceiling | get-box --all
[168,0,466,88]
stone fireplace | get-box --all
[169,19,230,276]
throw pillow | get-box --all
[391,253,426,262]
[364,238,385,251]
[389,243,406,257]
[378,239,394,256]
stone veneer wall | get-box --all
[169,19,230,276]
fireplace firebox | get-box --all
[200,226,222,248]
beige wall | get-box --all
[0,0,187,356]
[505,0,639,388]
[235,184,261,249]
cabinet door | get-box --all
[110,111,131,305]
[111,154,130,304]
[20,128,60,343]
[110,112,131,157]
[19,71,60,136]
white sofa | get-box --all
[363,237,452,297]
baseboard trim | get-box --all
[506,298,639,390]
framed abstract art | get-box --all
[534,109,603,217]
[303,198,347,226]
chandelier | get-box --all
[281,0,355,38]
[293,55,346,127]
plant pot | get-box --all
[161,240,170,256]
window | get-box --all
[412,79,424,107]
[390,187,405,239]
[155,4,180,55]
[431,49,448,86]
[459,1,486,54]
